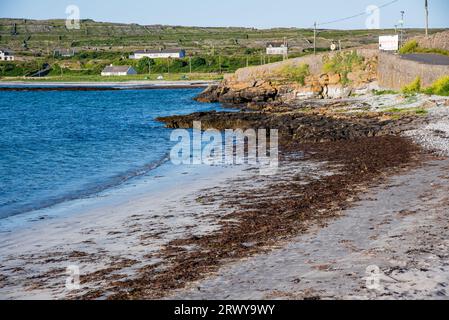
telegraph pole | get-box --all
[189,56,192,74]
[313,22,317,55]
[425,0,429,36]
[399,11,405,48]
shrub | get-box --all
[399,40,449,56]
[399,40,419,54]
[402,77,421,94]
[322,51,364,85]
[277,63,310,85]
[424,76,449,96]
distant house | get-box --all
[266,42,288,56]
[53,48,76,57]
[0,49,15,61]
[101,65,137,76]
[130,49,186,59]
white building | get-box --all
[101,65,137,76]
[53,48,76,57]
[130,49,186,59]
[0,49,15,61]
[266,42,288,56]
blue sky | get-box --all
[1,0,448,29]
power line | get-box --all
[315,0,399,27]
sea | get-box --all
[0,87,220,221]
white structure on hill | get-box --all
[266,42,288,56]
[101,65,137,76]
[0,49,15,61]
[130,49,186,59]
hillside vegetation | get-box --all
[0,18,446,79]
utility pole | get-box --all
[313,22,317,55]
[401,11,405,47]
[148,59,151,75]
[189,56,192,74]
[425,0,429,36]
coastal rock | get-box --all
[326,85,352,99]
[328,73,341,85]
[157,110,418,144]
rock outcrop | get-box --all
[196,49,379,104]
[157,110,418,144]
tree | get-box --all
[136,57,155,74]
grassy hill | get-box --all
[2,18,445,54]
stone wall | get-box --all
[378,52,449,90]
[226,48,378,83]
[414,31,449,51]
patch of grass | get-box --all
[372,89,398,95]
[402,77,421,94]
[399,39,449,56]
[399,40,419,54]
[277,63,310,85]
[414,108,428,115]
[383,106,428,116]
[423,76,449,96]
[322,51,364,85]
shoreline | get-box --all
[0,80,217,91]
[1,89,449,299]
[0,161,251,299]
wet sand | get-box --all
[170,158,449,300]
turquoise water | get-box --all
[0,88,219,219]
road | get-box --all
[401,53,449,66]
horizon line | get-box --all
[0,17,448,31]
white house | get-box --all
[53,48,76,57]
[101,65,137,76]
[266,42,288,56]
[130,49,186,59]
[0,49,15,61]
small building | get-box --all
[266,42,288,56]
[0,49,15,61]
[130,49,186,59]
[53,48,77,57]
[101,65,137,76]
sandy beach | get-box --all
[1,91,449,300]
[0,162,251,299]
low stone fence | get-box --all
[415,31,449,51]
[378,52,449,90]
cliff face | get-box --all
[196,49,379,104]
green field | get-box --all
[0,73,224,82]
